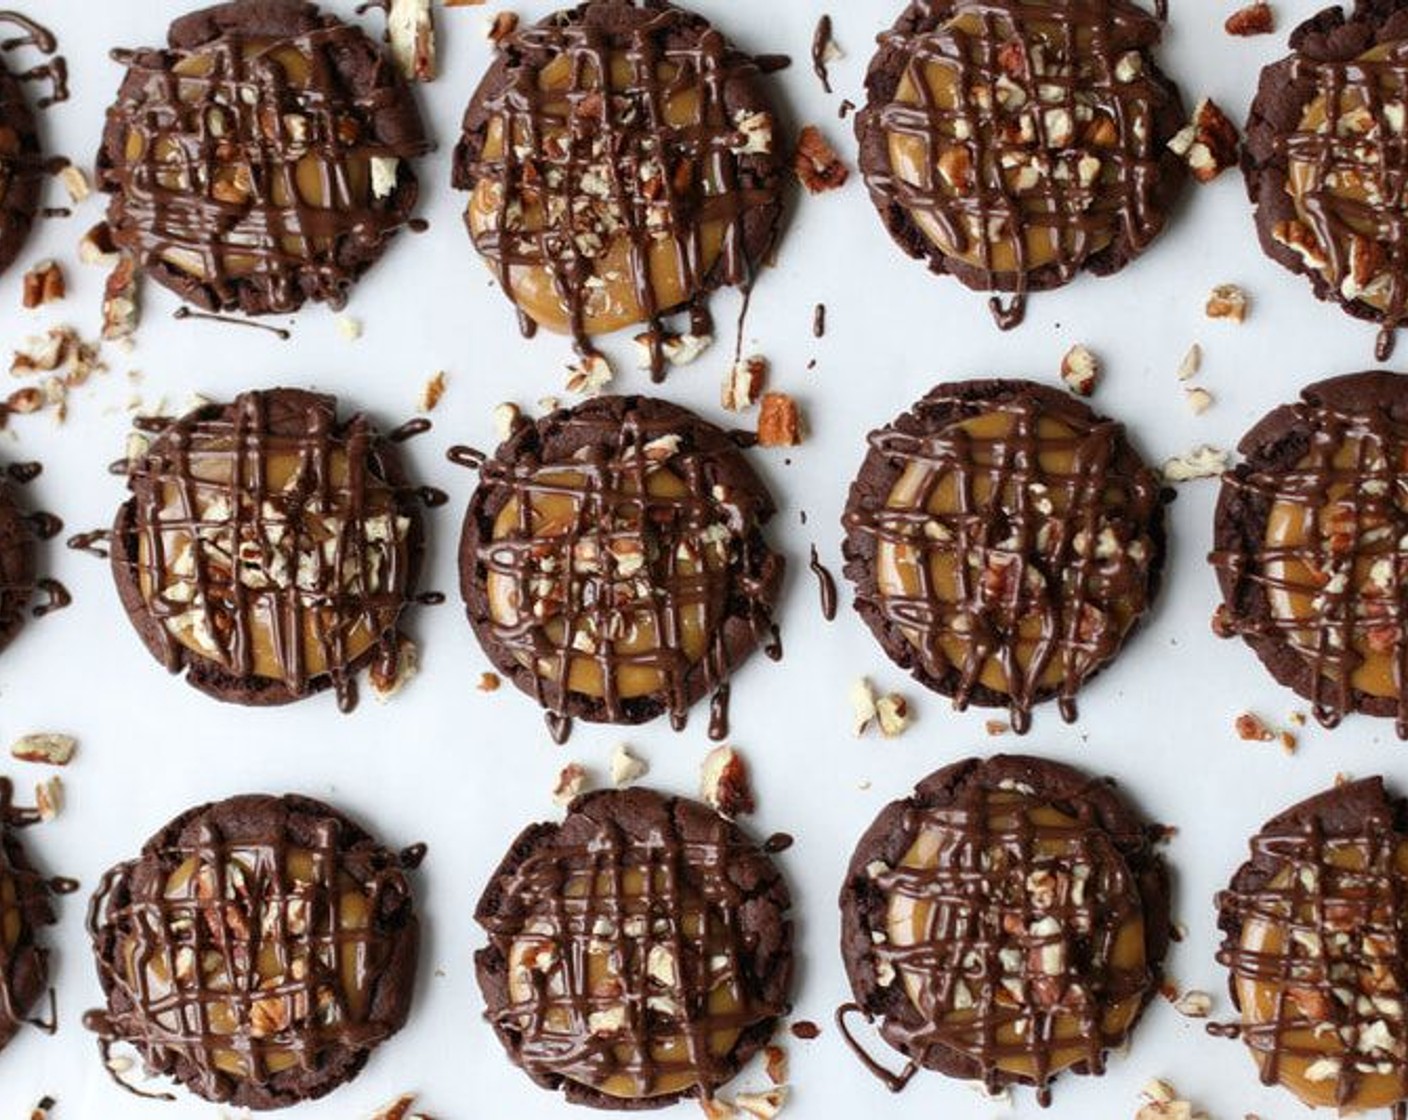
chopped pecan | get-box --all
[757,392,803,447]
[1168,98,1239,183]
[793,125,849,194]
[1225,1,1275,36]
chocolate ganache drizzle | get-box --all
[453,1,786,379]
[476,791,792,1102]
[98,5,430,315]
[84,794,419,1106]
[859,0,1183,329]
[457,396,783,743]
[843,382,1165,732]
[110,389,429,712]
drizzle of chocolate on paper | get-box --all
[809,544,838,621]
[812,14,836,94]
[172,307,291,341]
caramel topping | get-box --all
[104,18,430,312]
[458,8,780,372]
[485,805,780,1099]
[1215,391,1408,734]
[1219,789,1408,1111]
[851,391,1161,731]
[1283,39,1408,334]
[122,391,420,710]
[871,0,1173,328]
[868,783,1153,1099]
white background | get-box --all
[0,0,1403,1117]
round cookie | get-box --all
[96,0,431,317]
[838,755,1170,1103]
[85,793,421,1110]
[110,388,426,711]
[0,777,58,1056]
[841,378,1167,732]
[1216,776,1408,1112]
[474,788,793,1109]
[1211,370,1408,737]
[0,42,43,279]
[451,0,787,376]
[0,471,42,659]
[855,0,1188,330]
[1244,0,1408,360]
[458,395,784,742]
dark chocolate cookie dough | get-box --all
[1212,370,1408,737]
[1244,0,1408,360]
[457,395,784,743]
[97,0,431,316]
[0,777,59,1056]
[474,788,792,1109]
[856,0,1187,330]
[85,793,421,1110]
[452,0,787,376]
[841,378,1167,732]
[1216,776,1408,1113]
[109,388,427,712]
[838,754,1169,1104]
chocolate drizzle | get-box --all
[842,380,1165,732]
[98,4,431,316]
[172,307,291,340]
[1215,776,1408,1112]
[1211,372,1408,737]
[839,757,1168,1104]
[857,0,1184,330]
[809,544,838,621]
[452,0,786,379]
[812,14,836,94]
[474,789,792,1104]
[460,396,784,741]
[85,794,420,1108]
[0,776,60,1054]
[109,389,428,711]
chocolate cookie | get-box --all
[1244,0,1408,361]
[85,793,421,1110]
[0,467,47,658]
[0,777,58,1056]
[841,378,1168,732]
[109,388,427,711]
[1216,776,1408,1112]
[838,754,1170,1104]
[1210,370,1408,737]
[456,395,784,743]
[856,0,1188,330]
[0,19,45,280]
[474,788,793,1109]
[97,0,431,317]
[451,0,787,378]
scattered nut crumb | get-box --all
[387,0,437,83]
[610,744,648,788]
[1234,711,1275,742]
[876,693,910,738]
[1288,710,1307,727]
[78,222,120,268]
[336,315,363,341]
[849,677,877,736]
[636,331,712,370]
[59,164,91,204]
[10,734,77,767]
[565,352,613,396]
[722,355,767,411]
[478,671,501,692]
[1175,343,1202,381]
[699,1100,738,1120]
[418,371,447,413]
[1060,344,1099,396]
[700,745,754,818]
[537,395,561,414]
[757,392,803,447]
[735,1089,787,1120]
[1279,729,1298,754]
[1136,1079,1208,1120]
[22,261,65,309]
[1225,0,1274,36]
[34,776,62,822]
[367,1093,431,1120]
[763,1044,788,1085]
[369,636,419,703]
[985,719,1010,736]
[1185,386,1214,415]
[1168,98,1239,182]
[28,1097,57,1120]
[492,401,522,441]
[552,763,589,807]
[1206,283,1249,322]
[485,10,519,43]
[101,255,140,344]
[1161,445,1227,482]
[793,125,849,193]
[1172,990,1212,1018]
